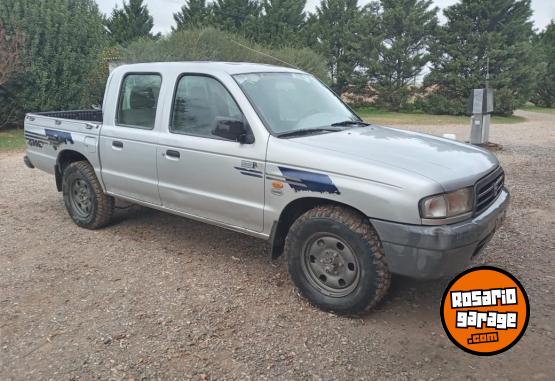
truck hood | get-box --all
[291,125,499,190]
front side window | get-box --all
[116,74,162,129]
[170,75,243,139]
[234,72,358,135]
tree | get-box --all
[371,0,438,110]
[121,27,328,80]
[422,0,537,115]
[257,0,307,47]
[105,0,155,46]
[173,0,213,31]
[530,22,555,107]
[306,0,364,94]
[211,0,262,37]
[0,26,25,128]
[0,26,25,87]
[0,0,108,116]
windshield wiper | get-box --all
[331,120,370,127]
[277,127,344,138]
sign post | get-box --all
[468,89,494,145]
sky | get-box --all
[97,0,554,35]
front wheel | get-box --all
[62,161,114,229]
[285,205,391,315]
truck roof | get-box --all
[113,61,305,76]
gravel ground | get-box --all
[1,110,553,380]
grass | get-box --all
[520,104,555,114]
[353,107,526,125]
[0,129,26,151]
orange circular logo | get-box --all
[440,266,529,356]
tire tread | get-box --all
[285,205,391,314]
[63,161,114,229]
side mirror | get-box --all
[212,117,254,144]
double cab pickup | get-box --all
[24,62,509,314]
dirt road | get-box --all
[1,110,553,380]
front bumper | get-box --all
[371,187,510,279]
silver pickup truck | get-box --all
[24,62,509,314]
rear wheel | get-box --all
[62,161,114,229]
[285,205,391,315]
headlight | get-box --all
[420,188,474,219]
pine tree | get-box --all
[174,0,213,31]
[105,0,155,46]
[306,0,364,94]
[257,0,307,47]
[530,22,555,107]
[371,0,438,111]
[211,0,262,37]
[423,0,536,115]
[0,0,108,114]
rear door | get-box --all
[100,73,163,205]
[156,74,265,232]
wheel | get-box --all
[285,205,391,315]
[62,161,114,229]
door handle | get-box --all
[112,141,123,149]
[166,150,180,159]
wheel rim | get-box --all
[69,178,93,218]
[301,233,361,297]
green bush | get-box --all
[0,0,108,119]
[417,91,467,115]
[120,27,329,81]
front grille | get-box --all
[474,167,504,215]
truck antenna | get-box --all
[228,38,300,70]
[485,56,490,89]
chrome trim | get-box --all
[474,166,504,216]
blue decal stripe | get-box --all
[240,171,263,178]
[278,167,340,195]
[25,134,49,142]
[25,131,46,137]
[25,132,49,139]
[234,166,263,174]
[45,129,74,144]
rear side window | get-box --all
[170,75,243,138]
[116,74,162,129]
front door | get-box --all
[100,73,162,205]
[156,74,265,232]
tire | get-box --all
[62,161,114,229]
[285,205,391,315]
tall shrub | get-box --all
[120,27,329,81]
[0,0,108,115]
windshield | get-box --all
[233,72,360,135]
